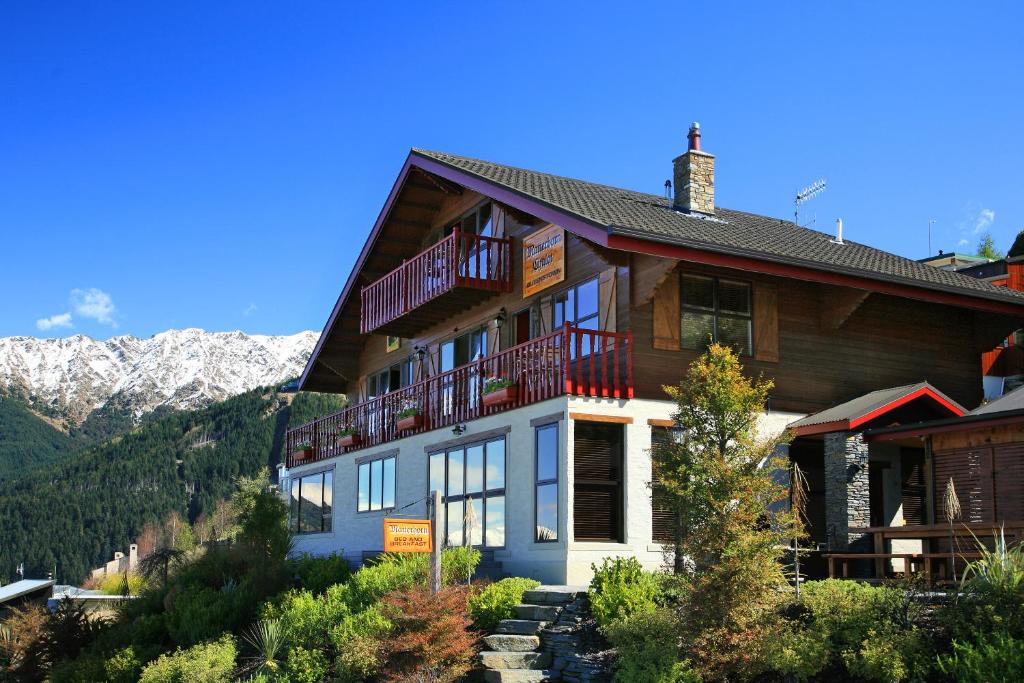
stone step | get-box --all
[522,587,583,605]
[482,669,555,683]
[496,619,548,635]
[482,634,541,652]
[514,604,562,621]
[479,651,552,671]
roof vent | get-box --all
[831,218,845,245]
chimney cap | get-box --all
[687,123,702,151]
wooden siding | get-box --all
[632,262,993,413]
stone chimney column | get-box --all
[824,431,871,552]
[673,122,715,214]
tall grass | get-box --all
[960,526,1024,595]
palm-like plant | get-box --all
[137,546,186,586]
[961,525,1024,595]
[241,618,286,675]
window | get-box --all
[680,274,752,355]
[444,202,493,238]
[552,277,599,330]
[535,423,559,542]
[289,470,333,534]
[357,455,396,512]
[368,358,415,399]
[428,436,506,547]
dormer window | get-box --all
[681,274,752,355]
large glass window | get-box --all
[290,470,333,534]
[535,423,559,542]
[680,274,752,355]
[357,456,396,512]
[553,278,600,357]
[428,436,506,547]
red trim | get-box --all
[607,234,1024,316]
[791,386,965,437]
[865,413,1024,442]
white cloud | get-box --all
[70,287,117,326]
[973,208,995,234]
[957,238,969,247]
[242,303,258,317]
[36,312,73,331]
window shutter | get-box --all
[994,445,1024,522]
[650,428,674,543]
[573,422,623,542]
[934,447,994,524]
[652,270,680,350]
[900,450,927,526]
[598,267,617,332]
[537,296,552,335]
[753,283,779,362]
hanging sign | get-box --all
[522,225,565,297]
[383,518,432,553]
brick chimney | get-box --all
[673,122,715,214]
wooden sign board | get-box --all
[523,225,565,297]
[383,518,432,553]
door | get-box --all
[573,422,624,542]
[514,309,532,346]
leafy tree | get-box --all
[1009,229,1024,259]
[977,233,1005,260]
[650,343,799,679]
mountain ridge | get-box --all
[0,328,319,426]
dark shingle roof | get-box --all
[787,382,964,433]
[970,384,1024,416]
[413,149,1024,305]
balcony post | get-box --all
[563,323,572,395]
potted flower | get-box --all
[482,376,518,407]
[337,425,361,448]
[396,401,423,431]
[293,440,313,462]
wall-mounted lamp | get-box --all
[494,307,507,329]
[414,345,427,361]
[452,424,468,437]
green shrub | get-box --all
[95,572,149,596]
[442,545,482,584]
[602,608,698,683]
[330,604,392,682]
[762,625,829,681]
[163,582,255,646]
[262,585,351,650]
[589,557,659,627]
[288,552,351,594]
[937,632,1024,683]
[468,577,540,630]
[284,645,330,683]
[138,634,236,683]
[105,646,143,683]
[347,555,428,611]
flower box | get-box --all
[397,414,423,431]
[338,433,361,448]
[483,385,518,407]
[292,446,313,462]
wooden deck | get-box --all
[286,324,633,468]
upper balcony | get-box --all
[360,229,512,336]
[285,324,634,468]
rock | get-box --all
[483,634,541,652]
[497,619,549,635]
[479,651,552,670]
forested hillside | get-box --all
[0,398,75,480]
[0,388,345,584]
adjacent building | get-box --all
[281,125,1024,584]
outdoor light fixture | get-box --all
[494,308,507,329]
[415,345,427,361]
[452,424,467,437]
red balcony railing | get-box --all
[360,229,512,335]
[286,324,633,467]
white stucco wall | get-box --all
[281,396,805,586]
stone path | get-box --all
[479,585,586,682]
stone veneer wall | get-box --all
[824,431,871,552]
[673,149,715,214]
[541,592,612,683]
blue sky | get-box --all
[2,2,1022,339]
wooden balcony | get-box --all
[360,230,512,336]
[286,325,634,468]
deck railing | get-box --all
[360,229,512,334]
[286,324,633,467]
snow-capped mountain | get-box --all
[0,329,319,424]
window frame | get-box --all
[427,435,507,548]
[550,276,599,331]
[289,467,334,535]
[679,273,753,355]
[534,422,560,543]
[356,453,397,514]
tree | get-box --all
[1009,229,1024,259]
[977,233,1004,260]
[650,343,799,679]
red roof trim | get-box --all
[791,386,965,437]
[606,234,1024,316]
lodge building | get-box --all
[280,125,1024,584]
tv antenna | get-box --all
[795,179,827,226]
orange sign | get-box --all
[383,518,432,553]
[523,224,565,297]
